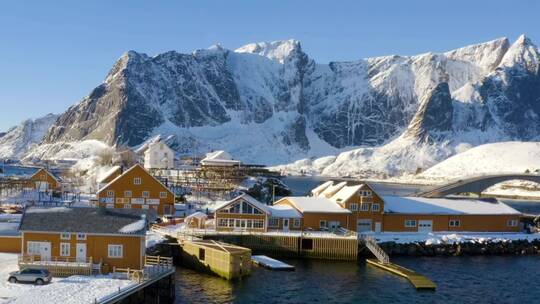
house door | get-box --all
[235,219,247,230]
[418,220,433,233]
[283,219,290,231]
[357,219,372,232]
[40,243,51,261]
[375,222,382,233]
[76,243,87,262]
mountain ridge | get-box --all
[2,35,539,177]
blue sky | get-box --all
[0,0,539,131]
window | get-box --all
[76,233,86,240]
[124,191,132,198]
[142,191,150,198]
[350,203,358,212]
[253,220,264,229]
[404,220,417,228]
[107,190,114,198]
[268,218,280,227]
[218,219,228,227]
[371,204,380,212]
[449,219,461,227]
[60,233,71,240]
[359,190,372,197]
[319,220,327,229]
[60,243,70,256]
[27,242,44,255]
[124,204,132,209]
[360,204,370,211]
[293,219,301,228]
[228,219,235,227]
[159,192,167,198]
[134,178,141,185]
[246,220,253,228]
[108,245,123,258]
[141,205,149,209]
[218,200,264,214]
[507,219,518,227]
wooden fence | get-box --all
[18,255,97,277]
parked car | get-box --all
[8,268,52,285]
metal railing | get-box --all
[361,235,390,264]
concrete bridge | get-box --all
[417,174,540,198]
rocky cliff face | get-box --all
[0,113,58,159]
[10,35,540,169]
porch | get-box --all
[18,255,101,277]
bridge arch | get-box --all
[417,174,540,198]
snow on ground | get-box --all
[0,253,135,304]
[370,232,540,245]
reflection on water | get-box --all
[175,256,540,303]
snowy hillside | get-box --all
[0,113,58,159]
[419,142,540,180]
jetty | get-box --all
[252,255,295,271]
[362,236,436,290]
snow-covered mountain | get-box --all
[3,35,540,177]
[0,114,58,159]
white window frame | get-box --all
[360,203,370,211]
[60,233,71,240]
[107,190,114,198]
[268,218,280,228]
[60,243,70,257]
[159,192,167,199]
[134,177,142,185]
[76,233,87,240]
[320,220,327,229]
[253,220,264,229]
[371,203,380,212]
[507,219,518,227]
[142,191,150,198]
[124,190,132,198]
[124,204,132,209]
[449,219,461,227]
[404,220,417,228]
[293,218,301,228]
[349,203,358,211]
[108,244,123,258]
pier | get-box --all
[366,259,436,290]
[252,255,295,271]
[362,236,436,290]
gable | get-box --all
[216,196,268,215]
[31,169,59,184]
[97,164,173,196]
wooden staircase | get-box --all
[362,235,389,264]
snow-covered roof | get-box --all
[268,204,302,218]
[214,194,270,214]
[201,150,241,165]
[280,197,351,214]
[330,184,363,204]
[383,196,521,215]
[310,181,333,196]
[186,211,208,220]
[319,181,347,198]
[97,166,121,184]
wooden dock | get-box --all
[252,255,295,271]
[366,259,436,290]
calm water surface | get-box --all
[174,177,540,303]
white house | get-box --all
[144,141,175,170]
[200,150,241,167]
